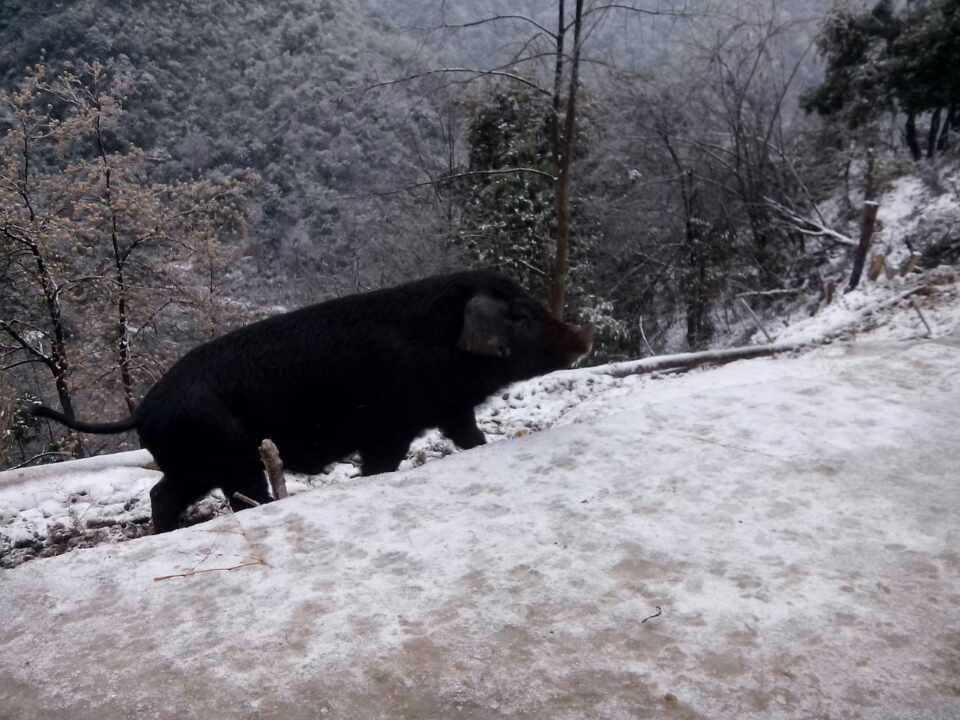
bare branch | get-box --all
[738,297,773,343]
[6,451,76,470]
[514,257,547,278]
[53,275,105,301]
[0,320,54,369]
[441,14,557,39]
[736,288,802,298]
[2,358,48,371]
[638,317,655,356]
[582,3,694,21]
[363,68,550,97]
[764,197,857,247]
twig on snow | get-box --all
[153,560,264,582]
[153,511,270,582]
[641,606,663,623]
[909,298,932,337]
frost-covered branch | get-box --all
[764,197,857,247]
[591,342,803,379]
[0,320,54,371]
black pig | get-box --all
[33,271,592,532]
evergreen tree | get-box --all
[803,0,959,158]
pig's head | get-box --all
[457,281,593,381]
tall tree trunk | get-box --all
[927,107,942,159]
[848,148,878,293]
[97,112,137,413]
[905,112,921,160]
[25,246,76,421]
[548,0,583,319]
[938,104,955,152]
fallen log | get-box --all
[592,342,804,379]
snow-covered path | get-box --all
[1,338,959,719]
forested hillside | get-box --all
[1,0,957,468]
[1,0,447,289]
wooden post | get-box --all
[259,439,288,500]
[848,146,880,293]
[847,201,880,293]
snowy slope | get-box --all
[1,336,959,719]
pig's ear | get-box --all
[458,294,512,358]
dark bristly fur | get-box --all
[33,271,593,533]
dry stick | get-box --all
[153,560,263,582]
[154,519,270,582]
[738,298,774,344]
[231,492,261,508]
[909,298,933,336]
[259,438,287,500]
[638,317,655,356]
[764,196,857,247]
[736,289,802,298]
[640,606,663,623]
[154,506,271,582]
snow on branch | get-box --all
[592,342,804,378]
[764,196,857,247]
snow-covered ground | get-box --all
[2,330,958,718]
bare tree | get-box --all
[1,63,255,464]
[369,1,692,318]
